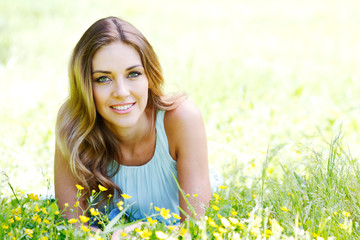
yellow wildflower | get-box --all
[79,215,90,223]
[230,210,237,216]
[55,211,60,215]
[64,203,69,208]
[121,232,128,237]
[280,206,289,212]
[168,226,176,230]
[41,207,48,214]
[117,201,124,210]
[74,201,79,208]
[193,193,199,198]
[68,218,78,224]
[208,218,218,228]
[140,229,152,239]
[172,213,181,220]
[155,231,168,239]
[154,206,161,211]
[218,227,227,233]
[160,208,171,219]
[98,184,108,192]
[81,225,91,232]
[147,217,157,225]
[29,193,39,201]
[2,223,9,229]
[108,194,113,198]
[92,189,96,194]
[342,211,351,217]
[40,237,49,240]
[219,185,227,189]
[8,218,14,224]
[90,208,100,216]
[25,229,34,237]
[212,205,220,211]
[15,215,21,221]
[34,205,40,212]
[266,229,272,235]
[213,193,220,200]
[76,184,84,190]
[43,219,50,225]
[121,193,131,199]
[179,227,187,237]
[32,214,41,223]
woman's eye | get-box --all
[95,76,111,83]
[128,71,141,78]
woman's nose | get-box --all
[112,79,130,98]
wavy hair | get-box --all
[56,16,184,205]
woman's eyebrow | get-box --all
[92,70,111,74]
[126,64,143,71]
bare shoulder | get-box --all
[164,99,203,129]
[164,99,206,159]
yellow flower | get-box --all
[40,237,49,240]
[117,201,124,210]
[213,193,220,200]
[121,232,128,237]
[208,218,218,228]
[155,231,168,239]
[74,201,79,208]
[179,227,187,237]
[34,205,40,212]
[168,226,176,230]
[55,211,60,215]
[2,223,9,229]
[90,208,100,216]
[342,211,351,217]
[212,205,220,211]
[92,189,96,194]
[81,225,91,232]
[121,193,131,199]
[41,207,48,214]
[79,215,90,223]
[281,206,289,212]
[154,206,161,211]
[29,193,39,201]
[8,218,14,224]
[76,184,84,190]
[43,219,50,225]
[230,210,237,216]
[140,229,152,239]
[266,229,272,235]
[32,214,41,223]
[220,217,230,228]
[218,227,227,233]
[252,194,257,199]
[193,193,199,198]
[25,229,34,237]
[15,215,21,221]
[98,184,108,192]
[147,217,157,225]
[219,185,227,189]
[108,194,113,198]
[68,218,78,224]
[172,213,181,220]
[64,203,69,208]
[160,208,171,219]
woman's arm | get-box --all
[54,144,88,219]
[165,99,211,220]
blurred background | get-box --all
[0,0,359,194]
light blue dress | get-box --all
[107,110,223,224]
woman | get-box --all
[54,16,211,226]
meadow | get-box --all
[1,0,360,239]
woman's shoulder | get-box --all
[164,99,205,159]
[164,99,203,128]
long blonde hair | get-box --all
[56,16,184,205]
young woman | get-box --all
[54,16,212,226]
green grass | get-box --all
[1,0,360,238]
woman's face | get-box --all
[92,42,149,132]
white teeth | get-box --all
[111,104,133,110]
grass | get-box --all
[0,0,360,239]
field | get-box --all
[1,0,360,239]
